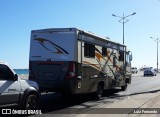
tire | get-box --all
[96,84,103,99]
[121,84,127,91]
[24,95,38,110]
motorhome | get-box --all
[29,28,132,98]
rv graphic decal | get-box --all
[94,48,131,76]
[82,47,130,79]
[95,48,119,76]
[83,48,121,76]
[34,38,69,54]
[82,61,101,71]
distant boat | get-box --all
[14,69,29,75]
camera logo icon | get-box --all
[2,109,11,114]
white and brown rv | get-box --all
[29,28,132,98]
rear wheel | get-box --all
[96,84,103,99]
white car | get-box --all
[0,62,39,109]
[132,67,138,74]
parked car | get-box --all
[0,61,40,109]
[154,68,159,73]
[132,67,138,74]
[144,69,156,76]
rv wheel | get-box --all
[96,84,103,99]
[121,84,127,91]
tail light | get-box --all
[66,62,77,79]
[29,70,35,80]
[29,62,35,80]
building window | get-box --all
[102,47,107,56]
[84,43,95,58]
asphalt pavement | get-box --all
[31,71,160,117]
[77,71,160,117]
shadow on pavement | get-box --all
[38,88,160,114]
[1,88,160,115]
[104,88,160,99]
[38,89,122,114]
[126,89,160,96]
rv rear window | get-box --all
[84,43,95,58]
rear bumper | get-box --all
[144,73,154,76]
[37,80,77,94]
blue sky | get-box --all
[1,0,160,68]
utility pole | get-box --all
[150,37,160,72]
[112,12,136,44]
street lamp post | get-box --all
[112,12,136,44]
[150,37,160,72]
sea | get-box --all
[14,69,29,75]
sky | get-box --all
[0,0,160,69]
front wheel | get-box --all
[121,84,127,91]
[24,95,38,110]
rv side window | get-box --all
[126,53,130,64]
[119,51,124,61]
[102,47,107,57]
[84,43,95,58]
[84,43,90,57]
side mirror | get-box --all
[129,54,133,61]
[14,74,18,81]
